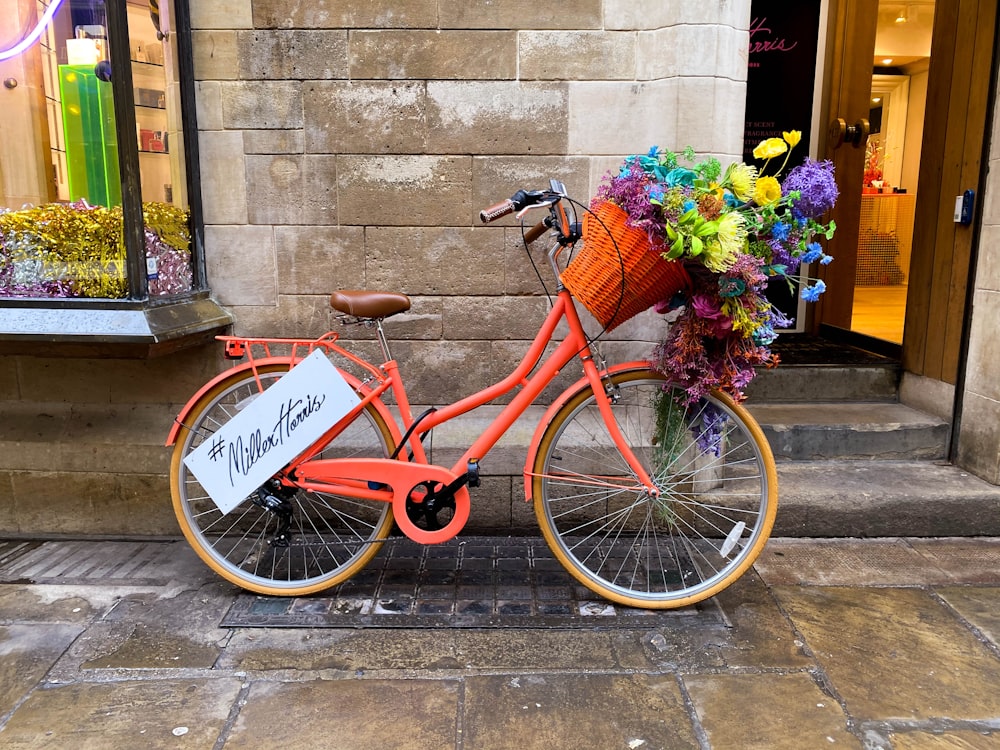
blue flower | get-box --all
[648,185,665,203]
[683,199,697,212]
[666,167,697,187]
[801,242,823,264]
[800,280,827,302]
[770,221,791,241]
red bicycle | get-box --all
[166,180,777,608]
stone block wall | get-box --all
[957,75,1000,484]
[191,0,752,411]
[0,1,753,537]
[0,344,223,537]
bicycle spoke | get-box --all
[534,370,776,608]
[170,364,396,595]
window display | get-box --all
[0,0,194,300]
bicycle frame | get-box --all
[290,283,658,540]
[168,204,658,545]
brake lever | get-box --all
[515,195,558,220]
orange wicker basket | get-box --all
[561,201,690,330]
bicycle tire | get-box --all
[170,363,396,596]
[531,367,777,609]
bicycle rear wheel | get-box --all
[170,363,396,596]
[531,368,777,609]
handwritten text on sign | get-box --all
[184,350,360,514]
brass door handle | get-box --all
[829,118,870,148]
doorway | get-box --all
[850,0,934,345]
[817,0,995,385]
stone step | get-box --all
[748,402,950,461]
[773,460,1000,536]
[746,362,900,403]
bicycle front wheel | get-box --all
[532,368,777,609]
[170,363,396,596]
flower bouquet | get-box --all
[588,131,838,405]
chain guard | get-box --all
[395,479,470,544]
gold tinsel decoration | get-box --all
[0,201,191,299]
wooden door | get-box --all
[903,0,997,382]
[816,0,997,387]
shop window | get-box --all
[0,0,230,355]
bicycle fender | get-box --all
[522,361,654,502]
[165,358,394,447]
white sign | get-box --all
[184,350,360,514]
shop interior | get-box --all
[850,0,935,344]
[0,0,179,211]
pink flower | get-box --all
[689,294,732,337]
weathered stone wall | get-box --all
[957,74,1000,484]
[0,1,753,537]
[0,345,221,537]
[191,0,752,409]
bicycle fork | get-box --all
[581,355,660,498]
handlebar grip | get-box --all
[479,200,515,224]
[522,220,549,244]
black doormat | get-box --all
[770,334,897,366]
[221,536,724,630]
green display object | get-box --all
[58,65,122,207]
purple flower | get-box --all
[782,159,839,218]
[692,401,728,456]
[690,293,732,337]
[768,239,796,271]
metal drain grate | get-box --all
[221,536,720,629]
[0,540,192,586]
[0,540,43,570]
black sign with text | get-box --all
[743,0,823,169]
[743,0,824,324]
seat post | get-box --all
[375,318,393,362]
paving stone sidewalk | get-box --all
[2,536,1000,749]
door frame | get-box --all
[813,0,998,390]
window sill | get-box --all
[0,294,234,358]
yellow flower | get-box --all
[754,175,782,206]
[782,130,802,148]
[753,137,788,160]
[701,212,745,272]
[726,163,758,202]
[716,211,747,254]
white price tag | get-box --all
[183,350,360,514]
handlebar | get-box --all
[479,180,583,290]
[522,221,550,244]
[478,189,545,224]
[478,181,581,247]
